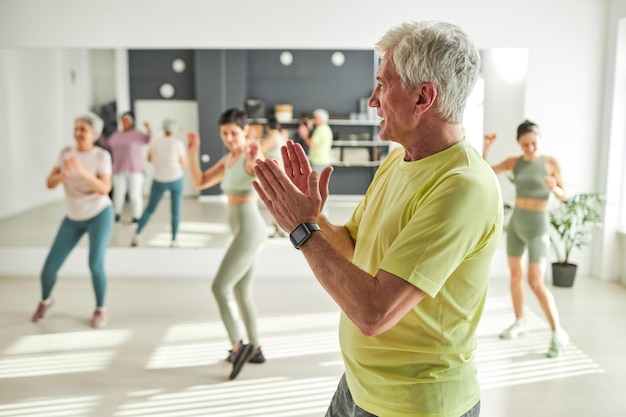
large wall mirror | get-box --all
[0,47,527,249]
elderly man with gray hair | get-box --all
[254,21,502,417]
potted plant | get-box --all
[549,192,605,287]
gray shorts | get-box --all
[507,207,550,264]
[325,373,481,417]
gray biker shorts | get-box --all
[506,207,550,264]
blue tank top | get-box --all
[220,154,256,196]
[513,155,550,200]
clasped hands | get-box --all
[62,157,87,178]
[253,141,333,234]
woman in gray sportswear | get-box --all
[483,120,568,358]
[187,108,267,380]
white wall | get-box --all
[0,0,624,280]
[0,48,96,219]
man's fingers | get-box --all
[290,141,312,174]
[319,166,333,203]
[252,180,273,209]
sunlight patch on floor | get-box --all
[0,396,100,417]
[114,377,337,417]
[476,296,604,389]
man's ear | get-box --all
[414,82,437,115]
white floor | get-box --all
[1,198,625,417]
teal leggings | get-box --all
[41,205,113,307]
[212,201,267,346]
[136,177,184,240]
[507,207,550,264]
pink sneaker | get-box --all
[91,308,108,328]
[32,299,54,322]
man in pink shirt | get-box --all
[98,111,152,223]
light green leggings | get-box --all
[212,201,267,346]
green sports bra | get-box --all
[220,154,256,196]
[513,155,551,200]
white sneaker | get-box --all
[170,241,179,248]
[499,320,526,340]
[547,329,569,358]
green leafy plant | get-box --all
[549,192,605,265]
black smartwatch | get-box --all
[289,222,321,249]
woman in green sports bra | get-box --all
[187,108,268,380]
[483,120,569,359]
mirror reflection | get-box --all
[0,48,527,248]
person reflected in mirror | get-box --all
[483,120,568,358]
[254,21,501,417]
[261,116,288,238]
[261,116,285,164]
[32,112,114,328]
[131,119,186,248]
[298,108,333,173]
[294,116,312,155]
[187,108,267,380]
[98,111,151,224]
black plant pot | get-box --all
[551,263,577,287]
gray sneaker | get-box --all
[499,320,526,340]
[547,329,569,358]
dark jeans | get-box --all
[325,374,481,417]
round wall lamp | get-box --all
[172,58,186,73]
[279,51,293,66]
[159,83,176,99]
[331,51,345,67]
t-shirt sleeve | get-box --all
[98,150,113,176]
[177,140,186,158]
[379,172,499,298]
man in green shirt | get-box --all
[300,108,333,172]
[254,21,502,417]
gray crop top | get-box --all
[220,154,256,196]
[513,155,551,200]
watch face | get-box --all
[290,224,310,247]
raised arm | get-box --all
[482,132,516,174]
[244,138,265,176]
[139,121,152,144]
[186,132,225,190]
[253,155,424,336]
[268,140,355,259]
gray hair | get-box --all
[76,112,104,136]
[374,21,481,124]
[312,108,329,122]
[163,118,177,135]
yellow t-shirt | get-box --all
[343,140,503,417]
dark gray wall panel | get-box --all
[194,50,226,196]
[129,50,195,102]
[246,50,376,117]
